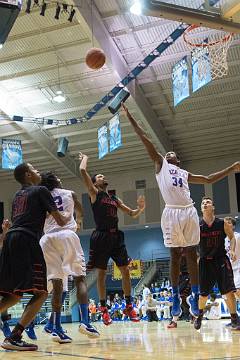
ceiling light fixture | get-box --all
[130,0,142,15]
[53,90,66,103]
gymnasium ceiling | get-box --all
[0,0,240,182]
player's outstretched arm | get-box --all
[72,191,83,231]
[121,103,163,171]
[188,161,240,184]
[117,195,145,218]
[79,152,97,203]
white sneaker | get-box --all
[79,323,100,338]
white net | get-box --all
[183,26,233,80]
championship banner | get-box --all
[109,113,121,152]
[98,123,108,159]
[172,56,189,107]
[192,44,212,93]
[2,139,22,169]
[113,260,142,280]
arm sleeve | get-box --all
[38,186,57,213]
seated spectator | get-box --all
[157,290,172,320]
[154,282,160,293]
[142,284,151,301]
[89,299,97,322]
[150,283,156,294]
[204,293,221,320]
[161,277,171,290]
[146,294,161,322]
[111,299,122,321]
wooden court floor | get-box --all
[0,320,240,360]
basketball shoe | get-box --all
[194,314,203,330]
[1,336,38,351]
[79,323,100,338]
[25,324,37,340]
[123,305,140,322]
[167,321,177,329]
[0,320,11,338]
[52,328,72,343]
[186,294,199,317]
[171,295,182,317]
[100,307,112,326]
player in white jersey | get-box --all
[40,172,100,343]
[122,102,240,328]
[225,217,240,297]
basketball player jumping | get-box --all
[122,103,240,328]
[40,172,100,343]
[0,163,69,351]
[79,152,145,325]
[194,197,238,330]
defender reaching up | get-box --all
[79,152,145,326]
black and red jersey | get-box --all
[91,191,119,231]
[199,217,226,258]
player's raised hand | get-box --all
[137,195,145,211]
[79,152,88,161]
[2,219,10,234]
[232,161,240,172]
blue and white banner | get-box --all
[192,46,212,93]
[172,57,189,107]
[2,139,22,169]
[109,113,121,153]
[98,124,108,159]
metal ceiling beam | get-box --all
[140,0,240,33]
[73,0,172,154]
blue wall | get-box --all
[79,227,169,262]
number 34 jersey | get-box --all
[44,188,77,234]
[156,158,193,206]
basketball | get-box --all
[85,47,106,70]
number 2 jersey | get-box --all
[44,188,77,233]
[155,158,193,206]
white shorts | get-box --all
[232,261,240,289]
[161,205,200,247]
[40,229,86,281]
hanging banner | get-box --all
[172,56,189,107]
[113,260,142,280]
[98,123,108,159]
[192,45,212,93]
[109,113,121,152]
[2,139,22,170]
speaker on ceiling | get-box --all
[108,88,130,114]
[0,1,21,46]
[57,137,69,157]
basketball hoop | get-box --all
[183,25,234,80]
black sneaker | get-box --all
[194,315,203,330]
[1,337,38,351]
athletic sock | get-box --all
[11,323,24,339]
[53,312,61,329]
[79,304,89,325]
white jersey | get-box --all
[225,232,240,267]
[44,188,77,234]
[156,158,193,207]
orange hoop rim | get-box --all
[183,24,234,48]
